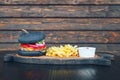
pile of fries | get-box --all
[46,44,79,58]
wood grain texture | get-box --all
[3,54,112,66]
[0,31,120,43]
[0,18,120,30]
[0,0,120,4]
[0,6,120,17]
[0,0,119,56]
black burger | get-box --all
[18,31,46,56]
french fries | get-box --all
[46,44,79,58]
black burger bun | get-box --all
[18,50,46,56]
[18,32,45,43]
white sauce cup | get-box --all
[79,47,96,58]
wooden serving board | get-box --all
[4,53,114,66]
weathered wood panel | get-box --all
[0,43,120,55]
[0,0,120,4]
[0,6,120,17]
[0,18,120,30]
[0,31,119,43]
[0,0,119,56]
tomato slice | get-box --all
[20,44,29,48]
[20,43,46,51]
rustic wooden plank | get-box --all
[4,53,112,66]
[92,0,120,4]
[0,31,120,43]
[0,6,120,17]
[0,18,120,30]
[0,43,19,51]
[0,0,119,4]
[0,43,120,55]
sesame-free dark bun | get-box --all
[18,32,45,43]
[18,50,46,56]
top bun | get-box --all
[18,32,46,43]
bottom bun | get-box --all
[18,50,46,56]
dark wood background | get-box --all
[0,0,120,55]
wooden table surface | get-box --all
[0,51,120,80]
